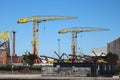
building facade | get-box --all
[0,49,7,65]
[107,37,120,60]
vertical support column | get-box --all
[11,31,16,74]
[12,31,16,56]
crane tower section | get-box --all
[58,27,109,62]
[17,15,77,55]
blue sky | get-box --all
[0,0,120,57]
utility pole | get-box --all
[11,31,16,74]
[57,39,61,56]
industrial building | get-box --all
[107,37,120,61]
[91,37,120,61]
[0,31,22,65]
[0,49,8,65]
[91,47,107,56]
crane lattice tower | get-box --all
[58,27,109,62]
[17,15,77,55]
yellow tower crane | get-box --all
[58,27,109,62]
[17,15,77,55]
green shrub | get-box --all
[29,66,41,71]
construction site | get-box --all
[0,15,120,80]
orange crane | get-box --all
[17,15,77,55]
[58,27,109,62]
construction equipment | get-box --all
[92,51,107,63]
[17,15,77,55]
[40,55,58,63]
[54,51,69,62]
[58,27,109,62]
[0,31,10,56]
[0,31,9,42]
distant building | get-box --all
[0,49,23,65]
[91,37,120,61]
[91,47,107,56]
[13,56,23,63]
[0,41,10,65]
[107,37,120,60]
[0,49,8,65]
[0,31,23,65]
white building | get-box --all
[91,47,107,56]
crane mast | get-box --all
[59,27,109,62]
[72,32,77,59]
[17,15,77,55]
[32,22,39,55]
